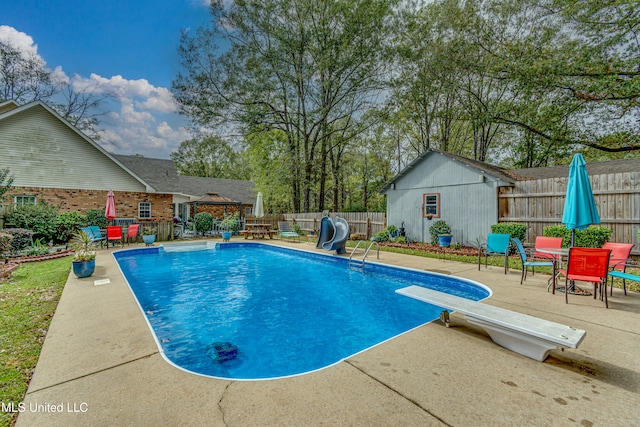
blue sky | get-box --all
[2,0,212,159]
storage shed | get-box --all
[381,150,640,252]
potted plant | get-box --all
[70,230,96,278]
[142,225,157,245]
[220,213,239,242]
[429,220,453,247]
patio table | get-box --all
[537,247,594,296]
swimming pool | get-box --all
[114,243,491,380]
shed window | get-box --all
[14,195,36,208]
[423,193,440,218]
[138,202,152,219]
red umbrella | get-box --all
[105,190,117,221]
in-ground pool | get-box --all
[114,243,491,380]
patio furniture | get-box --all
[603,242,636,295]
[607,261,640,296]
[80,226,107,248]
[478,233,511,274]
[558,247,611,307]
[106,225,124,248]
[513,238,554,285]
[396,285,587,361]
[125,224,140,245]
[533,236,563,262]
[278,221,300,241]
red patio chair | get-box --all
[126,224,140,245]
[533,236,563,261]
[106,225,123,248]
[603,242,634,295]
[558,247,611,308]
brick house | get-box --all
[0,100,255,230]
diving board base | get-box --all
[396,285,586,362]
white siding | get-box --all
[0,105,146,192]
[386,152,506,246]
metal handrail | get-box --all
[349,240,380,270]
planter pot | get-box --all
[72,259,96,278]
[438,235,453,247]
[221,231,232,242]
[143,234,156,246]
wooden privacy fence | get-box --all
[499,172,640,254]
[283,212,386,240]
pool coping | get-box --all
[16,240,640,426]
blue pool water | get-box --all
[114,243,490,380]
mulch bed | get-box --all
[379,241,479,257]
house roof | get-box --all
[113,154,256,204]
[0,101,155,192]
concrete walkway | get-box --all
[17,240,640,426]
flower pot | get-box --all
[438,235,453,247]
[72,259,95,278]
[221,231,232,242]
[143,234,156,246]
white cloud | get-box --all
[2,26,192,159]
[0,25,39,55]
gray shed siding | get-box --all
[385,152,507,246]
[0,105,147,192]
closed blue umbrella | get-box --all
[561,153,600,296]
[562,153,600,243]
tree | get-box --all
[0,168,14,203]
[171,135,249,179]
[173,0,395,212]
[0,40,111,139]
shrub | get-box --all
[543,225,612,248]
[5,201,59,242]
[56,211,88,243]
[0,232,13,256]
[1,228,34,253]
[220,212,240,233]
[428,220,451,245]
[491,222,527,241]
[194,212,214,234]
[373,225,398,242]
[86,209,108,228]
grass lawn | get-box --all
[0,256,72,427]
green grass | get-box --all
[0,256,72,427]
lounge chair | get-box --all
[278,221,300,241]
[513,238,554,285]
[478,233,511,274]
[80,226,106,248]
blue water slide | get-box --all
[316,216,335,249]
[321,216,349,254]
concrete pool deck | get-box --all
[17,240,640,426]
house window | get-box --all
[14,195,36,208]
[423,193,440,218]
[138,202,152,219]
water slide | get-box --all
[316,216,335,249]
[320,216,350,255]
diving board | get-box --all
[395,285,586,361]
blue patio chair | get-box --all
[478,233,511,274]
[513,238,554,285]
[81,226,107,248]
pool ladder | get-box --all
[349,241,379,271]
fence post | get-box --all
[366,217,371,240]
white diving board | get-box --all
[395,285,586,361]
